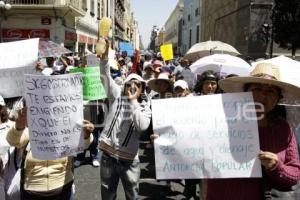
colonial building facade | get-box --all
[2,0,139,55]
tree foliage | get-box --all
[272,0,300,56]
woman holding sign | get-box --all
[6,108,95,200]
[205,63,300,200]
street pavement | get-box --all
[74,142,189,200]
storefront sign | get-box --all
[65,31,77,41]
[88,37,96,45]
[78,34,88,43]
[3,29,50,40]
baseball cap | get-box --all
[174,80,189,90]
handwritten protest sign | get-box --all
[160,44,173,61]
[152,92,261,179]
[70,67,106,100]
[0,38,39,97]
[24,73,84,160]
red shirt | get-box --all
[206,117,300,200]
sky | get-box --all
[130,0,178,48]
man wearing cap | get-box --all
[173,80,192,97]
[98,41,151,200]
[142,64,154,81]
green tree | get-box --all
[272,0,300,58]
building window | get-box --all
[101,0,105,18]
[189,29,192,48]
[97,2,100,19]
[82,0,87,11]
[90,0,95,16]
[196,25,200,43]
[195,8,199,16]
[188,14,191,21]
[178,19,183,46]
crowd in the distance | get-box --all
[0,39,300,200]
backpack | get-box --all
[4,145,28,200]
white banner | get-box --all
[24,73,84,160]
[0,38,39,98]
[152,92,262,179]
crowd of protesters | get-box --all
[0,37,300,200]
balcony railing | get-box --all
[8,0,85,14]
[115,16,125,31]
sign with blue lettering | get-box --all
[119,42,134,56]
[152,92,261,179]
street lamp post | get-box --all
[0,0,11,42]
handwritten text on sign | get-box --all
[0,38,39,97]
[24,73,84,160]
[152,92,262,179]
[70,67,107,100]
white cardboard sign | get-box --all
[24,73,84,160]
[0,38,39,98]
[152,92,262,179]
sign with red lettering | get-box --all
[78,34,87,43]
[88,37,94,45]
[65,31,77,41]
[3,29,50,40]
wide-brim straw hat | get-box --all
[218,63,300,105]
[148,73,172,92]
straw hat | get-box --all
[218,63,300,105]
[148,73,172,92]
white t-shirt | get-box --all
[0,120,13,197]
[0,120,14,164]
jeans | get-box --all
[100,153,140,200]
[184,179,200,200]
